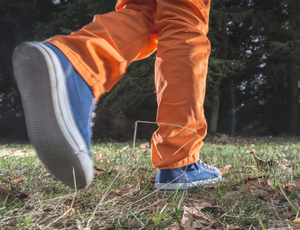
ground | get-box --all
[0,136,300,229]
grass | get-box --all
[0,136,300,229]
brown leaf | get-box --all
[113,184,139,196]
[63,199,82,208]
[282,211,295,218]
[61,199,83,216]
[150,176,156,188]
[196,202,220,211]
[219,165,232,176]
[140,200,169,212]
[2,155,10,160]
[228,225,241,230]
[291,224,300,230]
[248,151,277,168]
[157,200,167,209]
[135,174,146,184]
[282,184,297,193]
[243,179,270,190]
[165,222,181,230]
[192,220,211,229]
[245,174,273,182]
[288,217,300,223]
[0,185,29,199]
[95,155,108,163]
[287,183,297,189]
[10,178,24,184]
[182,206,217,230]
[12,150,27,157]
[181,208,194,230]
[94,166,106,176]
[139,142,149,149]
[297,154,300,159]
[183,206,214,222]
[0,185,12,197]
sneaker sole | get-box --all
[154,176,223,193]
[13,42,94,189]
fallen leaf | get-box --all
[150,176,156,188]
[10,178,24,184]
[122,145,130,151]
[228,225,241,230]
[140,200,168,212]
[0,185,12,197]
[12,150,28,157]
[282,184,297,193]
[192,220,211,229]
[0,185,29,199]
[113,184,139,196]
[248,151,277,168]
[288,217,300,223]
[183,206,214,221]
[219,165,232,176]
[195,202,220,211]
[135,174,146,184]
[291,224,300,230]
[243,179,271,190]
[181,208,194,230]
[252,167,260,172]
[246,174,273,181]
[139,142,149,149]
[282,211,295,218]
[94,166,106,176]
[287,183,297,189]
[2,155,10,160]
[182,206,218,230]
[95,155,108,163]
[76,219,91,230]
[61,199,83,216]
[165,222,181,230]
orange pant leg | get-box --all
[152,0,211,170]
[47,0,157,101]
[46,0,211,170]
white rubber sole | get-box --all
[13,42,93,189]
[154,176,223,193]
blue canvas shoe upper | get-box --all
[44,43,95,157]
[14,41,95,188]
[154,160,222,191]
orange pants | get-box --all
[47,0,211,170]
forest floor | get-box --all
[0,136,300,229]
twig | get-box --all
[43,167,77,229]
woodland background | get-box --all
[0,0,299,142]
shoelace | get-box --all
[90,104,97,127]
[90,112,96,127]
[185,160,215,171]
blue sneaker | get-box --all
[13,42,95,189]
[154,160,222,192]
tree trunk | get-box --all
[208,0,228,135]
[288,0,299,135]
[208,77,221,134]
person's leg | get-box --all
[13,0,157,189]
[47,0,157,101]
[153,0,222,191]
